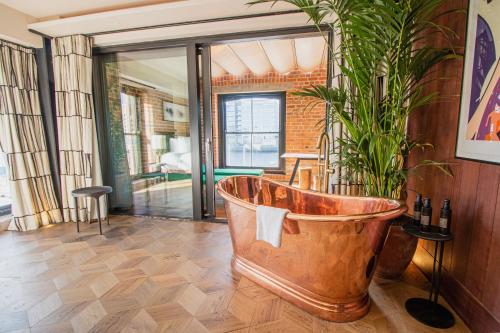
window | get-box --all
[219,92,285,170]
[0,152,11,217]
[120,92,142,176]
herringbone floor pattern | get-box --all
[0,216,469,333]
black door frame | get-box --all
[200,44,216,218]
[92,25,332,221]
[186,43,204,220]
[92,45,204,220]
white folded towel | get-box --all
[256,205,290,248]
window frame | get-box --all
[218,91,286,173]
[120,91,143,177]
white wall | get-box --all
[0,3,42,48]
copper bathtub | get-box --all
[217,176,406,322]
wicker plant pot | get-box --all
[375,216,418,279]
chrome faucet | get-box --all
[316,132,333,193]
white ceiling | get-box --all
[211,36,327,78]
[118,48,188,97]
[92,12,311,47]
[25,0,303,42]
[118,48,187,82]
[0,0,183,19]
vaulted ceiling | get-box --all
[211,36,327,78]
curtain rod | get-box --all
[0,38,37,51]
[28,9,303,39]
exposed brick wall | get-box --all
[211,67,327,182]
[119,85,189,173]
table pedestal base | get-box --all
[405,298,455,329]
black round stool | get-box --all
[71,186,113,235]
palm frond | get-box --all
[252,0,458,198]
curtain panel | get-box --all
[52,35,104,223]
[0,40,62,231]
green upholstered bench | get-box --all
[140,167,263,184]
[202,167,264,184]
[139,171,191,182]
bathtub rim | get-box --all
[217,175,407,222]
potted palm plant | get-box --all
[250,0,456,278]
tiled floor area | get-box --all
[0,216,469,333]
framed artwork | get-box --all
[163,101,189,123]
[456,0,500,164]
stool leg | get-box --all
[86,197,90,224]
[106,194,110,226]
[74,197,79,233]
[96,197,102,235]
[146,179,150,206]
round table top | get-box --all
[403,224,453,241]
[71,186,113,198]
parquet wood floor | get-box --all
[0,216,469,333]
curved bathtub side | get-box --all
[223,196,394,322]
[217,175,406,221]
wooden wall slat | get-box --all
[463,166,499,299]
[482,188,500,319]
[450,161,480,282]
[406,0,500,331]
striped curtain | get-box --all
[329,32,364,196]
[0,40,62,231]
[52,35,105,223]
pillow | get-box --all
[160,152,181,169]
[169,137,191,154]
[179,153,192,171]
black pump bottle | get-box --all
[439,199,451,234]
[413,193,423,225]
[421,198,432,232]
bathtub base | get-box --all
[232,255,370,322]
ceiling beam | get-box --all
[229,41,272,76]
[28,0,304,39]
[260,39,295,74]
[291,38,298,70]
[211,61,226,78]
[211,44,249,76]
[294,36,326,72]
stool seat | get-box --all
[71,186,113,235]
[72,186,112,198]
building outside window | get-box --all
[219,92,285,171]
[0,152,11,217]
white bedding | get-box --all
[159,137,191,172]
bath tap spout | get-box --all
[316,132,333,193]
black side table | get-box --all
[72,186,113,235]
[403,224,455,329]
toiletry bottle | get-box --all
[439,199,451,235]
[421,198,432,232]
[413,193,423,226]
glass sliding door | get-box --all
[98,47,196,218]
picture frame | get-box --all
[163,101,189,123]
[455,0,500,164]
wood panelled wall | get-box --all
[406,0,500,332]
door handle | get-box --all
[205,138,212,153]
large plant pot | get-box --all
[375,217,418,279]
